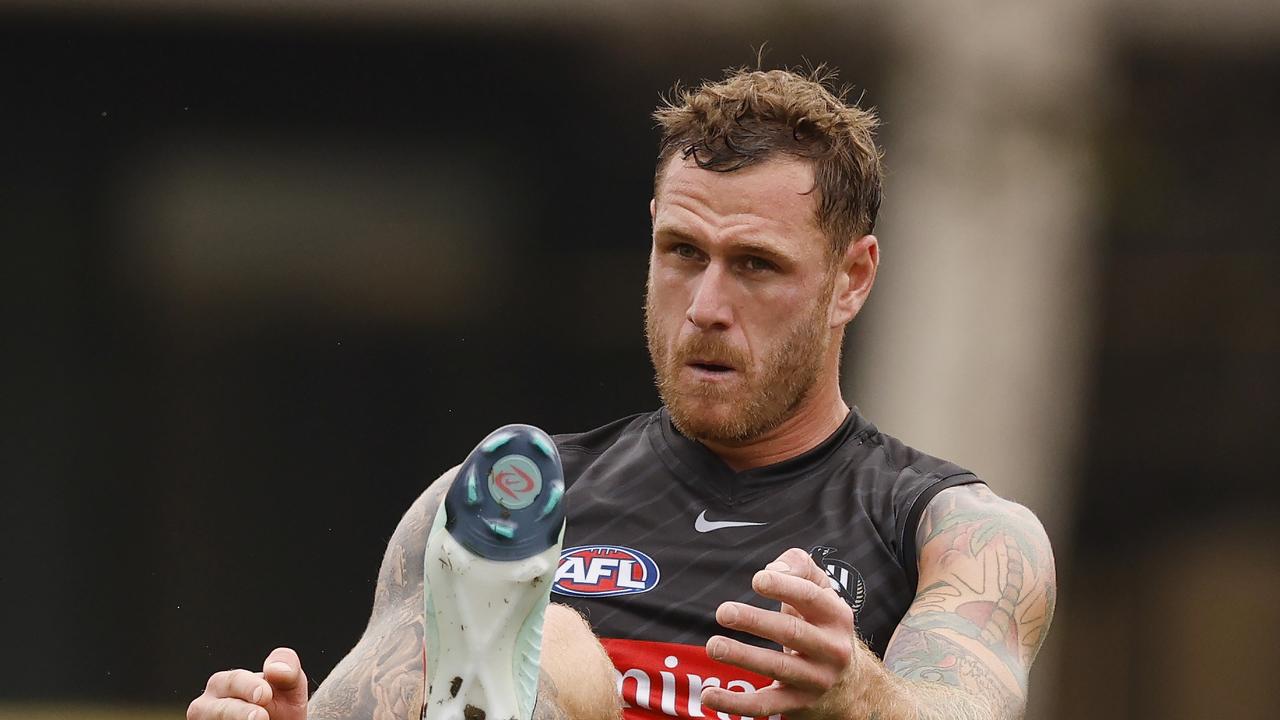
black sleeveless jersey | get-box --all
[550,408,982,720]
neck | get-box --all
[699,370,850,472]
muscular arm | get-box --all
[307,468,455,720]
[698,483,1055,720]
[875,483,1057,720]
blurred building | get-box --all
[1,2,1277,719]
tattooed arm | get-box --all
[186,469,455,720]
[308,468,456,720]
[700,483,1054,720]
[311,468,586,720]
[191,463,585,720]
[875,483,1056,719]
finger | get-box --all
[205,670,272,704]
[700,682,811,718]
[706,634,839,690]
[766,548,833,587]
[763,549,845,621]
[195,696,269,720]
[752,569,852,628]
[263,648,306,692]
[262,647,309,714]
[716,602,848,664]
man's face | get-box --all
[645,156,838,445]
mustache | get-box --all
[672,333,749,370]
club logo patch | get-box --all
[488,454,542,510]
[552,545,661,597]
[809,546,867,618]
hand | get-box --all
[188,647,310,720]
[701,548,857,719]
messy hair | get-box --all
[653,65,883,255]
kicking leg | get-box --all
[537,605,622,720]
[423,425,618,720]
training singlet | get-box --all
[550,407,982,720]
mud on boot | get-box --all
[422,424,567,720]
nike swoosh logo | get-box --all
[695,510,767,533]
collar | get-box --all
[645,405,874,505]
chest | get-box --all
[552,462,914,658]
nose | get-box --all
[686,263,734,331]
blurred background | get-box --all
[2,1,1278,719]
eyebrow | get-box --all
[651,225,697,243]
[654,225,793,258]
[732,239,792,262]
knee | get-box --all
[544,604,596,648]
[540,604,620,720]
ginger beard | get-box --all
[645,270,836,445]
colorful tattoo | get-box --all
[881,484,1056,720]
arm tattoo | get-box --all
[309,475,452,720]
[881,484,1057,720]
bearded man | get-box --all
[188,66,1056,720]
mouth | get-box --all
[685,360,737,376]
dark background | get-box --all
[2,4,1278,719]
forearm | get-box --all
[877,679,998,720]
[308,613,426,720]
[881,618,1026,720]
[309,481,440,720]
[307,643,373,720]
[813,638,1013,720]
[881,633,1019,720]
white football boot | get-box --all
[422,424,567,720]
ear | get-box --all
[649,197,657,223]
[829,234,879,328]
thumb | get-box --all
[263,647,309,718]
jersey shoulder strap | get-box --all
[866,428,985,591]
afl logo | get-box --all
[552,546,661,597]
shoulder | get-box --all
[865,425,976,488]
[856,426,982,528]
[916,483,1055,577]
[848,424,984,566]
[909,482,1057,670]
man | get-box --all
[188,67,1056,720]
